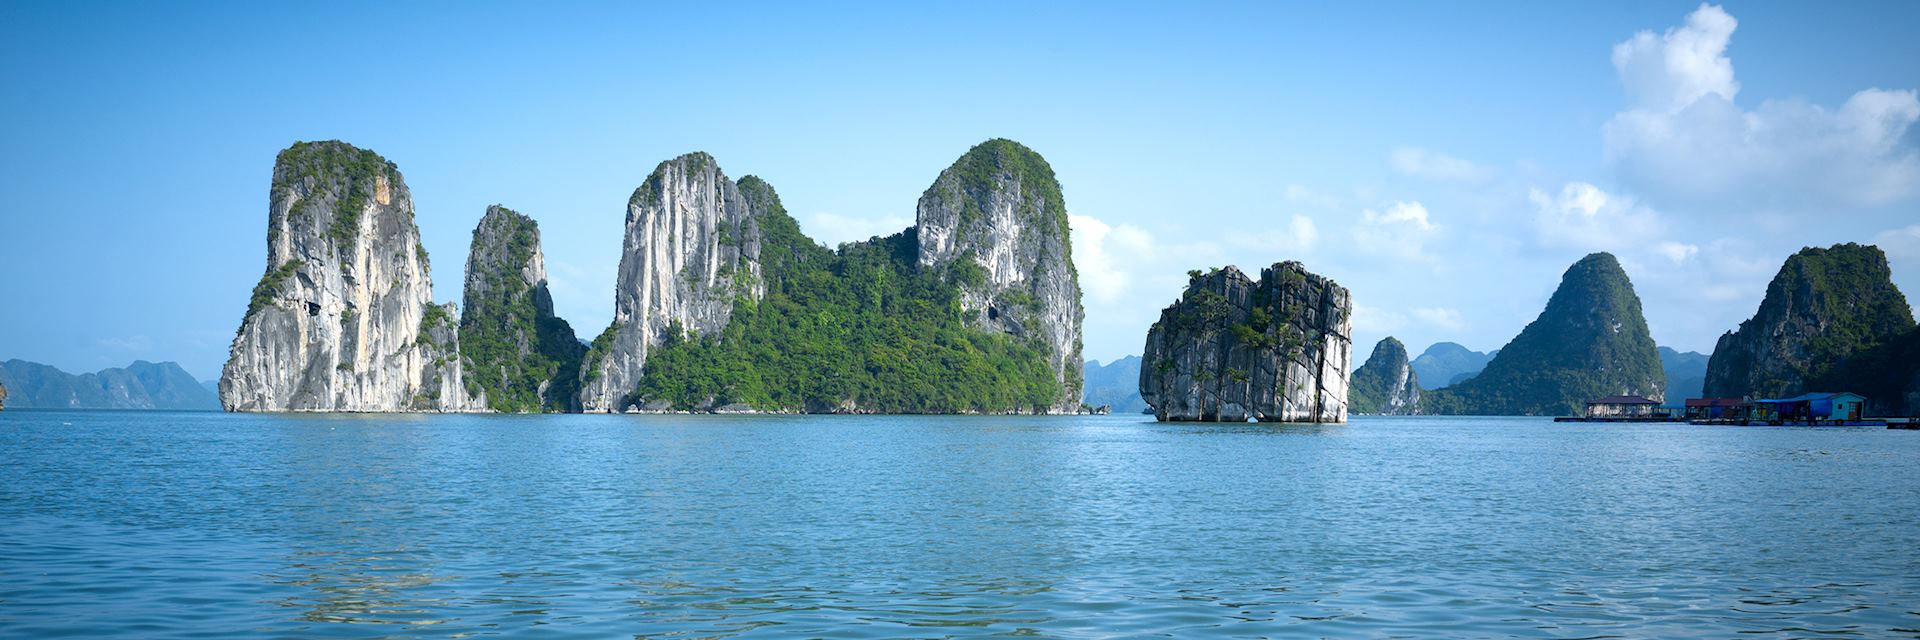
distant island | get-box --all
[1331,244,1919,418]
[219,139,1084,414]
[0,359,217,410]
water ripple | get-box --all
[2,411,1919,637]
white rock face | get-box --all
[914,139,1084,413]
[220,141,482,412]
[578,153,766,412]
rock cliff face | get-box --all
[578,153,767,412]
[915,139,1084,412]
[1423,252,1664,416]
[221,141,481,412]
[1350,337,1421,415]
[1139,263,1352,422]
[460,206,585,412]
[579,140,1084,414]
[1703,243,1915,400]
[0,379,7,410]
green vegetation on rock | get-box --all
[243,259,305,322]
[630,181,1063,413]
[1350,337,1417,415]
[457,206,585,413]
[1703,243,1915,400]
[1422,253,1665,416]
[272,141,397,254]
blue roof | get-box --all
[1756,392,1866,403]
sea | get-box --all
[2,410,1917,638]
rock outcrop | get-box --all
[459,206,585,412]
[1139,263,1352,422]
[1704,243,1915,401]
[578,140,1084,415]
[916,139,1084,412]
[0,378,7,410]
[1423,252,1664,416]
[1349,337,1421,415]
[221,141,481,412]
[1812,327,1920,416]
[577,153,769,412]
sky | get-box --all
[2,1,1918,381]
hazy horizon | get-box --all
[3,1,1918,380]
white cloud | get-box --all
[1069,213,1227,304]
[1529,182,1663,252]
[1353,201,1438,259]
[1412,307,1466,331]
[1655,241,1700,264]
[1874,224,1920,262]
[800,211,913,247]
[1612,3,1739,110]
[1229,214,1319,255]
[1070,214,1155,304]
[1389,147,1493,182]
[1604,4,1920,208]
[1351,304,1408,333]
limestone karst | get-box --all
[579,140,1084,414]
[1422,252,1664,416]
[220,141,480,412]
[459,205,585,412]
[1703,243,1915,401]
[1350,337,1421,415]
[1139,263,1353,422]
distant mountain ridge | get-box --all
[0,359,219,410]
[1659,347,1709,401]
[1409,342,1496,390]
[1082,356,1147,414]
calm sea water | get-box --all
[2,410,1917,638]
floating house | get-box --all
[1752,392,1868,423]
[1684,397,1745,420]
[1583,395,1664,419]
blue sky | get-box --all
[2,1,1918,381]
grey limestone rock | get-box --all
[915,139,1084,413]
[1349,337,1421,415]
[1139,263,1352,422]
[220,141,482,412]
[578,153,768,412]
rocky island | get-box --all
[220,142,481,412]
[1705,243,1919,415]
[459,206,585,412]
[220,138,1083,414]
[1704,244,1914,399]
[579,140,1083,414]
[1422,252,1665,416]
[1349,337,1421,415]
[1138,262,1352,422]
